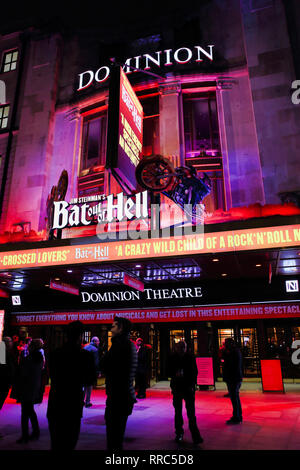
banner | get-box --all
[1,224,300,271]
[10,301,300,326]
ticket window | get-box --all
[170,330,185,352]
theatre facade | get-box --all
[0,0,300,382]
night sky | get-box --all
[0,0,205,35]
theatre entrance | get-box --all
[157,324,215,381]
[217,326,260,378]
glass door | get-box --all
[169,329,185,353]
[240,328,259,377]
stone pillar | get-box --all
[4,34,61,233]
[240,0,300,203]
[159,80,184,168]
[216,74,265,209]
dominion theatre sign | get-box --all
[81,286,203,304]
[77,44,215,90]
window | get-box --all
[266,327,288,358]
[170,329,185,352]
[240,328,259,376]
[2,50,18,73]
[0,105,9,129]
[141,94,160,156]
[183,92,225,212]
[82,331,91,344]
[81,112,107,171]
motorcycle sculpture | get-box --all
[135,155,211,224]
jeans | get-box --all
[48,415,81,450]
[172,389,201,440]
[226,381,242,420]
[135,371,147,397]
[20,401,40,438]
[105,405,130,451]
[84,385,92,405]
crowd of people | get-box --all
[0,318,243,451]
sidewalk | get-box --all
[1,382,300,451]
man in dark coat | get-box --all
[100,316,137,451]
[47,321,97,450]
[169,341,203,445]
[135,338,149,399]
[223,337,243,424]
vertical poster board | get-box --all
[260,359,284,393]
[106,65,143,193]
[196,357,215,387]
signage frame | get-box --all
[260,359,285,393]
[196,356,215,389]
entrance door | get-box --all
[217,327,259,378]
[240,328,259,377]
[169,329,185,352]
[217,328,234,378]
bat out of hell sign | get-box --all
[106,66,143,192]
[0,224,299,270]
[10,302,300,326]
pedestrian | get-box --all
[135,338,149,399]
[0,337,15,439]
[169,341,203,445]
[83,336,100,407]
[16,339,44,443]
[47,321,96,451]
[100,316,137,451]
[223,337,243,424]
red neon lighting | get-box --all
[10,302,300,326]
[1,224,300,270]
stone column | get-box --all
[216,74,265,210]
[159,80,184,168]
